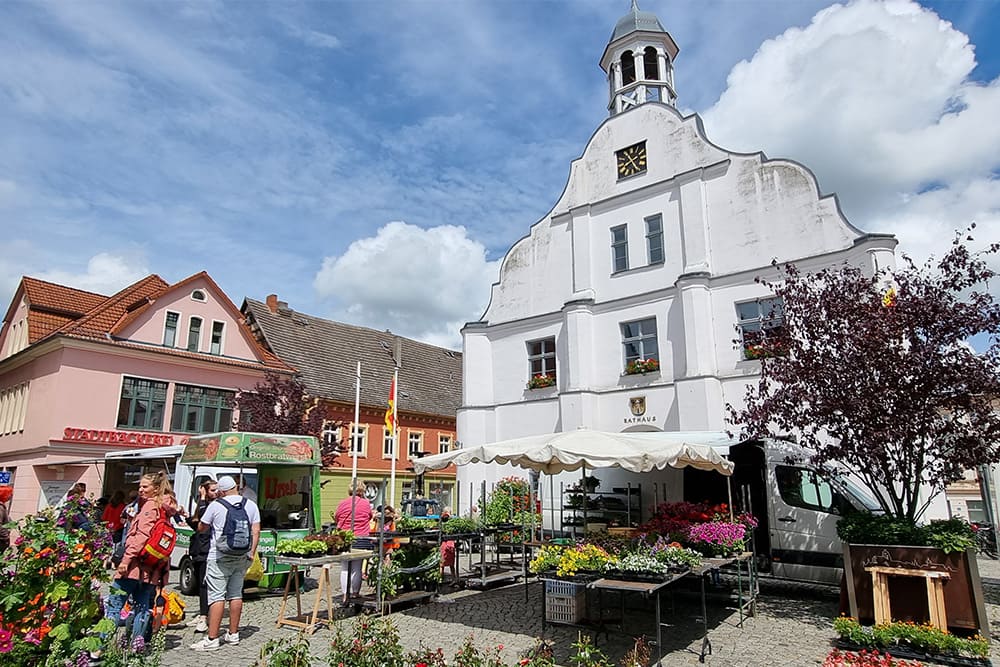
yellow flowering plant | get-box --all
[555,544,612,578]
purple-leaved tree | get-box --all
[728,229,1000,521]
[232,371,344,467]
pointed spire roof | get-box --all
[610,0,667,42]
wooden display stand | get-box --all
[274,550,370,634]
[865,565,950,630]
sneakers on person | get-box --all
[224,631,240,645]
[190,636,220,651]
[194,616,208,633]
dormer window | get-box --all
[191,290,207,302]
[187,317,202,352]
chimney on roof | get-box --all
[266,294,279,313]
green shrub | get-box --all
[836,513,975,553]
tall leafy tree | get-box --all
[232,371,344,467]
[728,230,1000,520]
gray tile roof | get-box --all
[243,298,462,419]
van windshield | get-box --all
[837,477,882,513]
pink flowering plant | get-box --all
[686,520,747,557]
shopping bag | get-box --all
[163,590,185,625]
[246,552,264,582]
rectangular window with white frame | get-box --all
[163,311,179,347]
[621,317,659,368]
[187,316,202,352]
[527,337,556,385]
[210,321,225,355]
[383,428,394,458]
[645,214,664,264]
[736,297,786,359]
[407,431,424,457]
[438,434,452,454]
[611,224,629,273]
[348,424,368,457]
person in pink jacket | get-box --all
[334,479,372,605]
[112,471,174,641]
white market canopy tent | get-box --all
[412,429,737,476]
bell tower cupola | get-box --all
[600,0,679,116]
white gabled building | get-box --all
[456,2,896,516]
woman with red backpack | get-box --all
[110,471,176,642]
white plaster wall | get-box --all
[459,100,897,506]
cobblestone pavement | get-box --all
[154,558,1000,667]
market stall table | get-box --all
[588,572,689,665]
[274,550,372,634]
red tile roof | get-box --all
[5,277,108,344]
[5,273,292,373]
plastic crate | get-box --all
[544,580,586,597]
[545,591,586,624]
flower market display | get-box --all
[529,501,756,584]
[0,497,118,666]
[833,616,989,662]
[481,477,540,546]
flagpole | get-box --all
[389,366,399,509]
[351,361,361,486]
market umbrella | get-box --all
[411,429,736,476]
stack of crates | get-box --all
[544,579,586,624]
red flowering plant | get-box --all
[526,374,556,390]
[0,497,115,664]
[624,358,659,375]
[823,649,924,667]
[637,501,721,543]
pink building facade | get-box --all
[0,272,292,520]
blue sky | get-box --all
[2,0,999,349]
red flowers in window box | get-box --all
[527,374,556,389]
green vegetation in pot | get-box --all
[276,538,329,557]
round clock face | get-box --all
[616,142,647,178]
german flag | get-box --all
[384,377,396,432]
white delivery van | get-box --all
[680,438,881,585]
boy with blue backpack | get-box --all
[189,475,260,652]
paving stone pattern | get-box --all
[156,558,1000,667]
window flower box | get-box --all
[624,358,659,375]
[527,374,556,389]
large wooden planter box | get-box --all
[844,544,989,637]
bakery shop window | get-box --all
[117,377,168,430]
[170,383,234,433]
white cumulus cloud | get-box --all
[700,0,1000,268]
[35,252,150,296]
[313,222,499,349]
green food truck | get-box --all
[176,431,321,592]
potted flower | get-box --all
[624,357,659,375]
[582,475,600,492]
[604,553,670,582]
[527,373,556,390]
[686,520,747,557]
